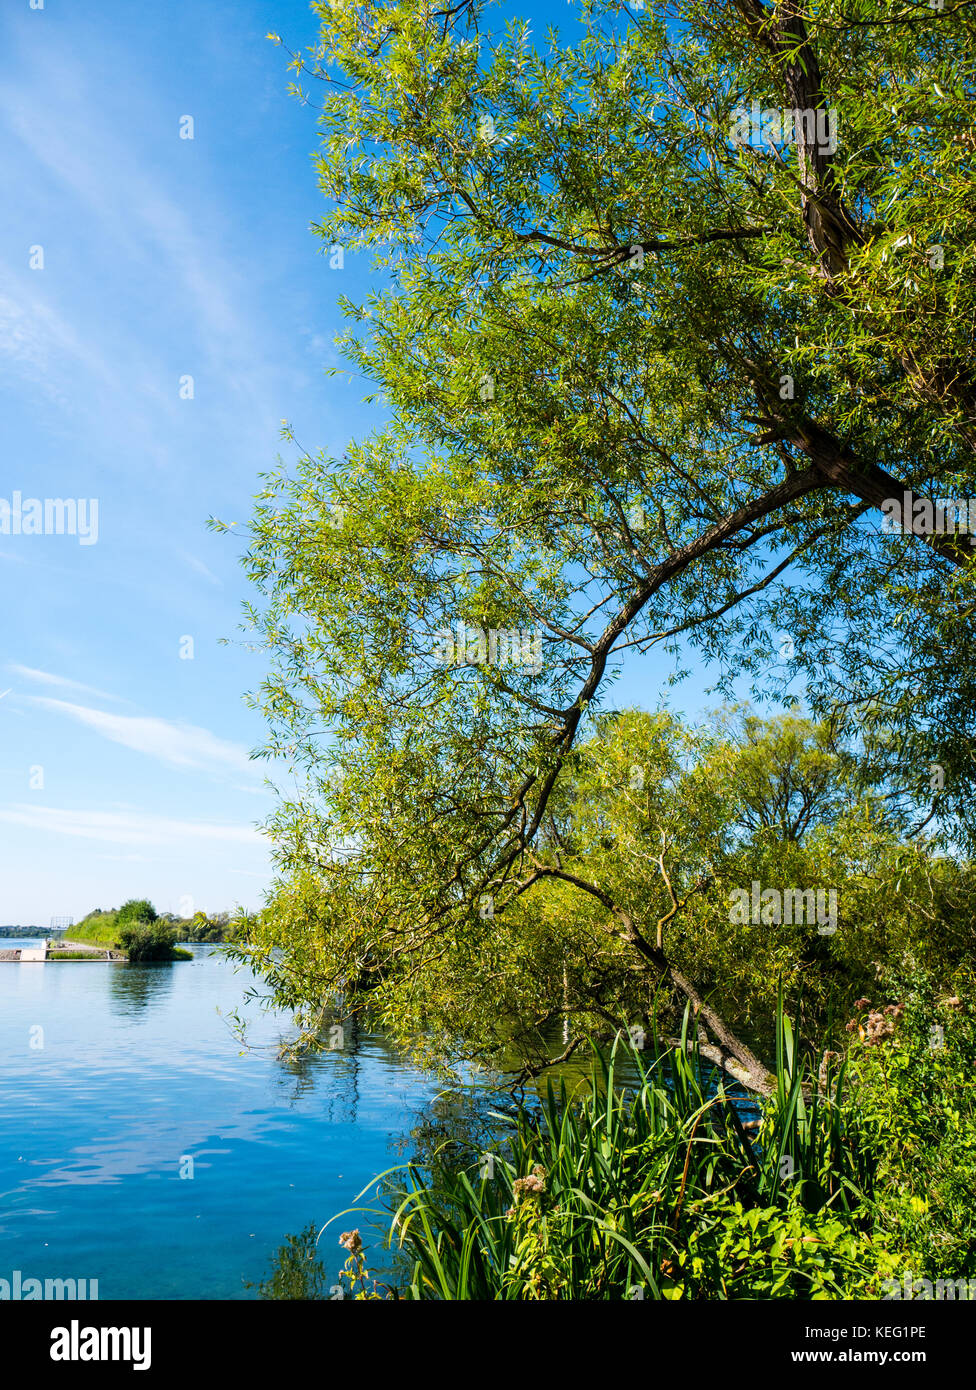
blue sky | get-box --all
[0,0,751,927]
[0,0,370,924]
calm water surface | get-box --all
[0,944,464,1299]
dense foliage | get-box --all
[231,708,975,1089]
[169,911,235,943]
[222,0,976,1300]
[223,0,976,1094]
[334,995,975,1299]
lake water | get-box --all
[0,941,761,1300]
[0,943,474,1299]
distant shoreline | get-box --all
[0,927,67,938]
[0,936,191,963]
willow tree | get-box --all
[226,0,976,1090]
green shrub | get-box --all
[846,982,976,1283]
[117,922,179,962]
[680,1196,887,1299]
[116,898,158,927]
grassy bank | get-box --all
[326,991,976,1301]
[69,917,121,950]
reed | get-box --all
[338,997,878,1299]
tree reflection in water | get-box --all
[247,1222,332,1300]
[252,1078,517,1298]
[108,962,175,1017]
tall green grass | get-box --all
[334,1001,881,1299]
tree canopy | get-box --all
[116,899,159,927]
[224,0,976,1086]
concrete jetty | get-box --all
[0,938,125,962]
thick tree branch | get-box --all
[521,861,776,1095]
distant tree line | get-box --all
[160,910,235,943]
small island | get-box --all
[71,898,241,960]
[67,900,188,961]
[0,900,237,963]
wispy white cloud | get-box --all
[0,33,286,477]
[8,664,123,703]
[0,286,118,402]
[0,804,264,848]
[29,696,256,777]
[0,61,273,415]
[179,551,223,587]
